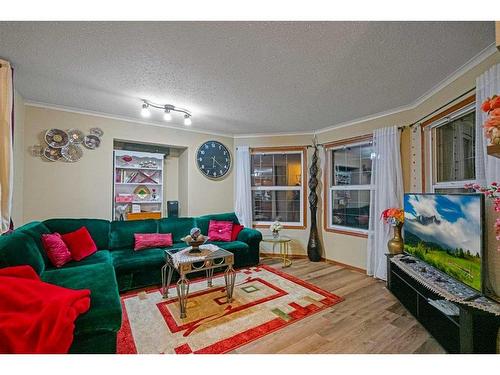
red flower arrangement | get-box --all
[480,95,500,145]
[380,208,404,226]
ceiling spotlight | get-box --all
[184,115,192,126]
[163,109,172,122]
[141,103,150,118]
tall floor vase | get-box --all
[307,145,322,262]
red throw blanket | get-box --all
[0,265,91,353]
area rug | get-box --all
[117,264,343,354]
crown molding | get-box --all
[24,100,233,139]
[23,44,498,140]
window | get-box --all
[250,148,305,227]
[326,138,374,235]
[425,102,476,193]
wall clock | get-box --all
[196,141,232,180]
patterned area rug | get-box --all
[117,265,343,354]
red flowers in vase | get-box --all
[380,208,404,226]
[480,95,500,145]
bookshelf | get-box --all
[113,150,164,220]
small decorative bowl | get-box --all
[184,235,208,254]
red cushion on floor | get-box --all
[61,226,97,261]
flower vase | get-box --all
[387,223,404,255]
[272,230,280,239]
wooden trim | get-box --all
[250,145,309,153]
[420,95,475,191]
[323,134,373,235]
[323,227,368,238]
[253,224,306,230]
[251,145,308,229]
[323,134,373,149]
[260,252,309,259]
[496,21,500,50]
[420,95,475,128]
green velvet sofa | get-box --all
[0,212,262,354]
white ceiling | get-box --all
[0,21,495,135]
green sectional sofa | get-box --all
[0,212,262,354]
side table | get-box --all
[261,235,292,268]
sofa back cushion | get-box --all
[109,219,158,250]
[0,231,46,274]
[43,218,110,250]
[158,217,196,243]
[196,213,240,236]
[17,221,52,265]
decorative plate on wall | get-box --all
[61,144,83,162]
[42,146,62,162]
[45,129,69,148]
[67,128,85,144]
[83,134,101,149]
[133,185,151,200]
[90,127,104,137]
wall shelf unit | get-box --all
[113,150,164,221]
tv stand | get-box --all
[386,254,499,353]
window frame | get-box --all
[423,99,477,193]
[324,135,374,238]
[250,146,307,229]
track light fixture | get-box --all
[140,100,192,125]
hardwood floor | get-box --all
[231,258,446,354]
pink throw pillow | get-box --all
[41,233,73,268]
[208,220,233,242]
[134,233,173,251]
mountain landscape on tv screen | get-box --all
[403,194,482,291]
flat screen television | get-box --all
[403,193,484,292]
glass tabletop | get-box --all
[164,245,232,260]
[261,235,292,243]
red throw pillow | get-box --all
[208,220,233,242]
[41,232,73,268]
[134,233,173,251]
[231,224,244,241]
[61,227,97,261]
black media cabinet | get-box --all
[386,255,499,353]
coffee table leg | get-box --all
[162,264,173,298]
[224,265,236,303]
[176,275,190,319]
[206,267,214,288]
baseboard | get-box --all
[260,252,366,274]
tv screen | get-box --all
[403,193,483,292]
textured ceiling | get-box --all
[0,21,495,135]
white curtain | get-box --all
[476,63,500,184]
[234,146,253,228]
[0,59,14,233]
[475,64,500,297]
[367,126,404,280]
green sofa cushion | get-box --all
[209,240,249,253]
[0,231,46,274]
[196,212,240,236]
[17,221,52,265]
[43,218,110,250]
[158,217,196,242]
[109,219,158,250]
[112,247,167,274]
[45,250,112,270]
[41,263,122,335]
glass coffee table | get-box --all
[161,246,236,319]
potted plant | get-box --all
[381,208,405,254]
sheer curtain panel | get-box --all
[0,59,13,233]
[234,146,253,228]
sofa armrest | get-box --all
[237,227,262,244]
